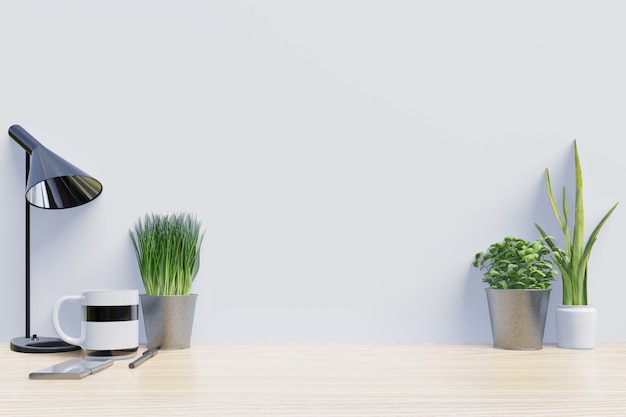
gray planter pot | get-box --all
[140,294,198,349]
[485,288,550,350]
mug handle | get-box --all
[52,295,83,346]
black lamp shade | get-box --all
[9,124,103,208]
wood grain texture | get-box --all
[1,343,626,416]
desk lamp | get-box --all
[8,124,103,353]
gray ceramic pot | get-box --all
[140,294,198,349]
[485,288,550,350]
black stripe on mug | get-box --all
[82,305,138,322]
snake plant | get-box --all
[535,140,617,305]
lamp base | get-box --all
[10,335,81,353]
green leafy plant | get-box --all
[535,140,618,305]
[473,236,557,289]
[130,212,205,296]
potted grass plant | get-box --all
[130,212,205,349]
[535,140,618,349]
[473,236,557,350]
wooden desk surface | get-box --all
[1,343,625,416]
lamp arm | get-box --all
[8,124,41,154]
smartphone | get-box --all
[29,358,113,380]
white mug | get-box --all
[52,289,139,360]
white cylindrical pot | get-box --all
[555,305,597,349]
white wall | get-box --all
[1,1,625,344]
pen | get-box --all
[129,347,158,369]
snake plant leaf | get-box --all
[535,140,618,305]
